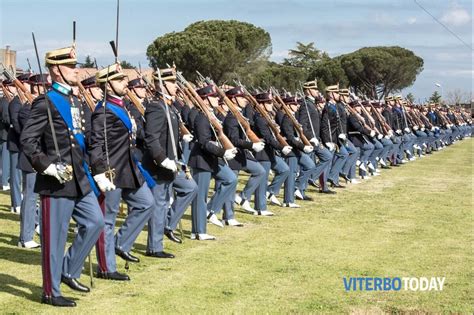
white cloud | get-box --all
[407,17,417,25]
[440,5,471,27]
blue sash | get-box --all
[47,89,100,197]
[97,101,156,189]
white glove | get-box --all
[377,134,383,140]
[396,129,402,135]
[338,133,347,141]
[303,145,314,153]
[182,134,194,143]
[325,142,336,151]
[252,142,265,152]
[370,130,376,137]
[161,158,178,172]
[310,137,319,147]
[413,126,419,131]
[282,146,292,156]
[384,135,391,140]
[42,164,65,184]
[431,126,436,132]
[421,127,425,132]
[93,173,116,192]
[404,127,411,133]
[224,149,236,160]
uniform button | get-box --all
[81,111,84,115]
[81,127,85,131]
[71,143,75,147]
[70,135,74,139]
[81,119,86,123]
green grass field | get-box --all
[0,138,472,314]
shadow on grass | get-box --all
[0,231,19,246]
[0,243,41,265]
[0,210,20,223]
[0,273,43,303]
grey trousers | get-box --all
[19,171,38,243]
[40,192,104,297]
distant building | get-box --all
[0,45,17,75]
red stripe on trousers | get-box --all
[96,194,108,272]
[41,195,52,297]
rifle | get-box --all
[240,84,289,147]
[176,72,234,150]
[77,80,96,112]
[125,88,145,116]
[270,87,312,146]
[2,67,34,104]
[369,103,392,135]
[0,82,13,103]
[199,72,261,143]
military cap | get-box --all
[303,80,318,89]
[45,46,77,66]
[255,92,273,103]
[28,74,50,86]
[394,95,402,100]
[96,63,126,83]
[128,78,145,89]
[196,84,218,98]
[225,86,245,98]
[339,88,349,96]
[325,84,339,93]
[81,75,97,88]
[348,100,360,107]
[1,79,13,86]
[385,96,394,101]
[283,96,298,105]
[371,101,382,108]
[16,73,32,82]
[153,67,176,82]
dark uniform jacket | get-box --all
[321,101,347,145]
[0,97,8,142]
[347,113,371,147]
[280,113,305,158]
[7,96,22,153]
[188,111,225,172]
[253,112,283,162]
[223,111,254,170]
[125,98,145,161]
[18,101,35,173]
[298,97,321,141]
[142,97,180,182]
[20,86,91,197]
[382,107,396,130]
[89,96,144,189]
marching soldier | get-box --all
[143,68,197,253]
[90,63,154,280]
[21,45,105,306]
[253,91,291,211]
[188,84,237,240]
[300,81,335,194]
[1,80,12,191]
[17,74,50,249]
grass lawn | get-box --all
[0,138,472,314]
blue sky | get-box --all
[0,0,472,101]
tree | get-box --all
[81,55,95,68]
[339,46,424,99]
[146,20,271,83]
[406,92,415,103]
[283,41,329,70]
[244,61,308,92]
[309,58,349,93]
[429,91,442,103]
[120,60,135,69]
[446,89,470,105]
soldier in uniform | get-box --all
[7,74,30,214]
[0,81,11,191]
[142,67,197,253]
[17,74,50,249]
[300,81,335,194]
[20,45,105,307]
[188,84,237,240]
[223,86,266,218]
[90,63,154,281]
[253,91,291,208]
